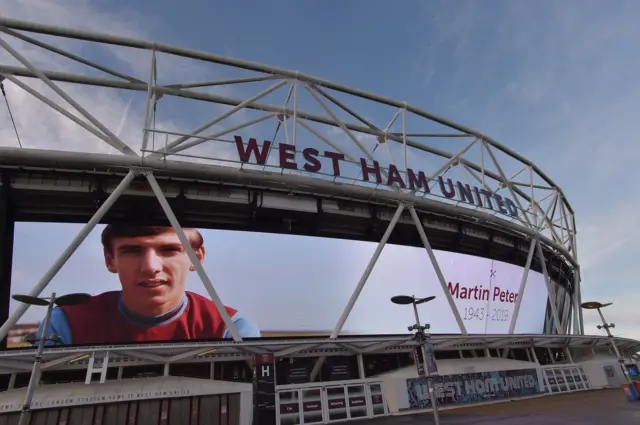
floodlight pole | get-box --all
[17,293,55,425]
[402,297,440,425]
[595,307,622,359]
[582,302,629,383]
[0,170,135,343]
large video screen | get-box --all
[7,223,549,347]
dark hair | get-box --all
[101,225,204,254]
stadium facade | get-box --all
[0,17,637,425]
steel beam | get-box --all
[309,203,405,381]
[40,354,89,371]
[145,172,242,341]
[0,170,136,342]
[274,344,321,357]
[1,74,129,149]
[536,240,564,335]
[0,147,578,270]
[0,27,143,83]
[156,79,287,155]
[0,16,576,218]
[407,204,468,334]
[168,348,218,363]
[121,350,167,363]
[330,203,405,337]
[508,238,537,334]
[0,64,571,223]
[0,37,137,156]
[0,174,14,349]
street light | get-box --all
[391,295,440,425]
[13,292,91,425]
[581,301,630,382]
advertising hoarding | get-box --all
[7,222,549,347]
[406,369,544,409]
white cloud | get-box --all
[0,0,249,159]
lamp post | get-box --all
[13,292,91,425]
[391,295,440,425]
[580,301,630,382]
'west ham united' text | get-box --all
[234,136,520,218]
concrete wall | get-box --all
[0,376,253,425]
[579,355,634,389]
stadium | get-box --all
[0,16,638,425]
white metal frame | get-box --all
[0,334,637,376]
[0,17,585,346]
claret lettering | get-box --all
[448,282,519,304]
[448,282,490,301]
[233,135,519,218]
[493,287,519,304]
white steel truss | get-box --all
[0,17,584,343]
[0,334,637,375]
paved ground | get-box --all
[363,389,640,425]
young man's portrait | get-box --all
[36,224,260,345]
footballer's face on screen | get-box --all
[104,228,205,316]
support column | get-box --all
[508,238,537,334]
[562,289,572,334]
[330,203,405,337]
[310,204,405,381]
[536,241,564,335]
[357,354,365,380]
[8,373,16,389]
[0,170,136,342]
[574,268,584,335]
[145,172,241,341]
[407,205,468,334]
[565,347,573,363]
[85,352,109,384]
[253,353,276,425]
[0,174,14,349]
[572,287,580,335]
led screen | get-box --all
[6,222,549,347]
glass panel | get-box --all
[278,391,301,425]
[565,369,577,391]
[347,385,367,419]
[301,389,323,424]
[571,368,584,390]
[325,387,347,422]
[545,369,558,393]
[582,370,591,389]
[368,383,385,416]
[554,369,568,392]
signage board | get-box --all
[253,353,276,425]
[406,368,543,409]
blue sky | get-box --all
[2,0,639,340]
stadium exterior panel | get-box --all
[0,17,636,425]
